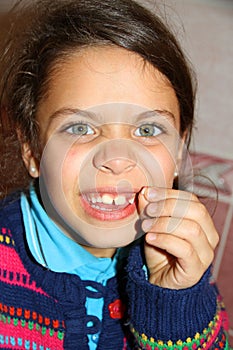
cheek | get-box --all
[60,143,97,197]
[61,148,83,193]
[149,145,176,187]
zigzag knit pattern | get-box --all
[130,307,229,350]
[0,227,65,350]
[0,197,129,350]
[0,196,229,350]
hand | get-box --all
[138,187,219,289]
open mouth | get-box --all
[80,189,137,221]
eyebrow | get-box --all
[48,107,176,124]
[136,109,176,123]
[49,108,96,121]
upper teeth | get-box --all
[128,197,134,204]
[87,193,134,206]
[102,194,115,205]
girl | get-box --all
[0,0,229,349]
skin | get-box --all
[22,46,219,289]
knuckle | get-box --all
[204,249,215,267]
[209,250,215,264]
[183,244,195,259]
[196,202,208,220]
[189,221,202,239]
[191,192,198,202]
[213,232,220,248]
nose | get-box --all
[96,158,136,175]
[93,140,137,175]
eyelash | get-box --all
[61,121,95,136]
[134,122,166,137]
[60,121,167,138]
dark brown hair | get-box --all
[0,0,196,197]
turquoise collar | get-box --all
[20,187,119,279]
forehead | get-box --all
[36,46,180,125]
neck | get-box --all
[81,245,117,258]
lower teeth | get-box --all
[91,204,113,211]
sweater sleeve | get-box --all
[126,244,229,349]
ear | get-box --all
[17,128,40,178]
[21,142,40,178]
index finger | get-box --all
[143,186,198,203]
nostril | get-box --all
[96,158,137,175]
[98,165,113,173]
[124,164,135,173]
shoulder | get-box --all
[0,191,21,206]
[0,190,21,213]
[0,192,22,231]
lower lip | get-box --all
[80,196,136,221]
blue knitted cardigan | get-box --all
[0,194,229,349]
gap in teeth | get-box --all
[87,193,135,206]
[102,194,114,205]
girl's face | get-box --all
[24,47,184,252]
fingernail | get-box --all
[142,219,153,232]
[146,187,158,200]
[147,203,158,216]
[146,233,157,242]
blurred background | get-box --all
[1,0,233,346]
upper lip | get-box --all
[80,187,140,198]
[80,186,141,194]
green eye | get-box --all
[65,123,94,135]
[135,124,162,137]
